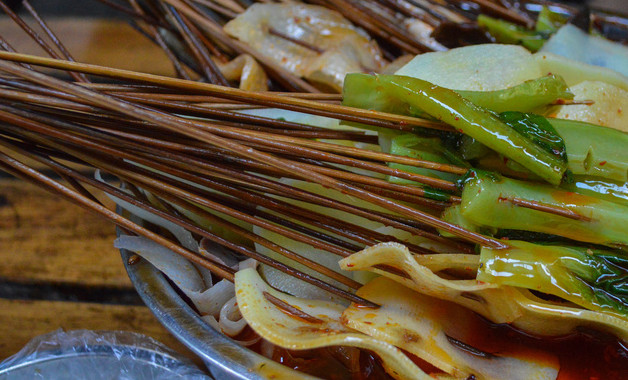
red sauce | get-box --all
[452,313,628,380]
[271,346,394,380]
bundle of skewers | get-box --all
[2,0,628,379]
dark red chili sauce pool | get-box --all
[456,315,628,380]
[251,312,628,380]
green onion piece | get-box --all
[479,240,628,318]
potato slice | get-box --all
[551,81,628,132]
[395,44,542,91]
[539,24,628,78]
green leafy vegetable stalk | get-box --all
[460,169,628,248]
[343,74,568,185]
[478,6,568,52]
[549,118,628,183]
[380,132,465,184]
[479,240,628,318]
[458,75,573,113]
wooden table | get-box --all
[0,17,204,369]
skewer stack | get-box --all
[0,0,626,311]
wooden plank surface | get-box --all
[0,177,129,287]
[0,17,177,76]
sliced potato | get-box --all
[395,44,542,91]
[540,24,628,79]
[551,81,628,132]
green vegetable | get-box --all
[343,74,568,185]
[457,75,573,113]
[565,177,628,206]
[382,132,463,184]
[535,6,568,34]
[460,170,628,248]
[440,205,489,238]
[477,8,567,52]
[549,118,628,183]
[458,135,490,160]
[498,111,567,162]
[478,15,546,52]
[479,240,628,317]
[342,72,432,133]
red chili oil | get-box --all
[271,347,394,380]
[450,312,628,380]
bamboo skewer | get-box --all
[0,105,448,257]
[0,86,456,190]
[2,0,613,302]
[506,197,592,222]
[0,138,376,302]
[2,115,434,280]
[0,1,86,83]
[0,57,586,247]
[194,0,245,14]
[0,58,588,249]
[21,0,90,83]
[0,51,450,131]
[4,113,427,288]
[268,28,326,54]
[0,0,626,340]
[95,0,169,28]
[450,0,533,27]
[0,75,494,258]
[166,4,230,86]
[128,0,194,80]
[0,148,238,282]
[188,0,239,19]
[0,101,453,235]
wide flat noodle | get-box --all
[343,277,559,380]
[95,171,199,252]
[235,268,436,380]
[114,236,239,319]
[339,242,628,341]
